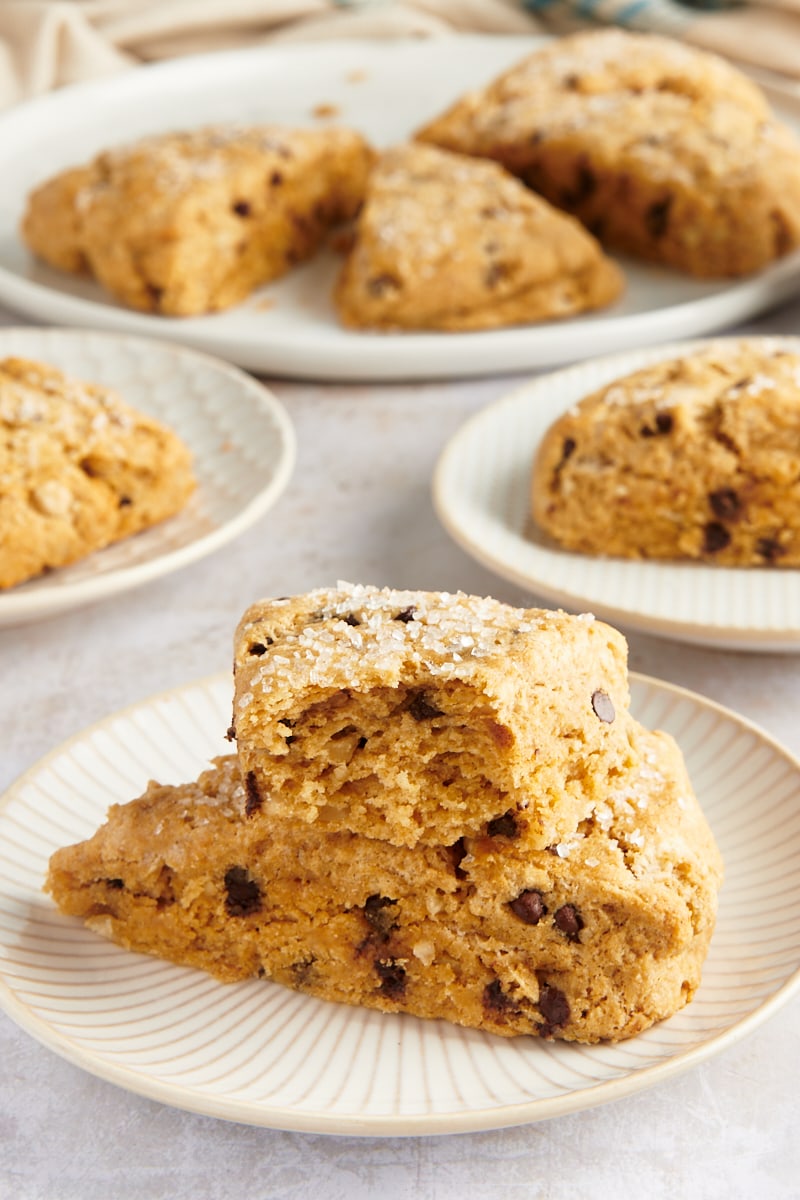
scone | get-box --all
[0,356,195,588]
[334,143,623,331]
[46,723,723,1044]
[232,584,637,848]
[532,340,800,566]
[418,30,800,278]
[22,125,374,315]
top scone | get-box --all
[334,143,623,331]
[232,584,637,848]
[21,125,374,315]
[418,30,800,278]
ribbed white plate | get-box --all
[0,328,295,625]
[0,38,799,381]
[434,335,800,651]
[1,671,799,1134]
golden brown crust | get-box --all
[0,356,195,588]
[532,339,800,565]
[418,30,800,278]
[334,143,622,331]
[22,126,374,315]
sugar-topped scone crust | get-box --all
[232,584,637,849]
[22,126,374,316]
[46,723,722,1045]
[418,30,800,278]
[0,357,195,588]
[532,339,800,566]
[334,143,622,331]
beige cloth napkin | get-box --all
[0,0,799,111]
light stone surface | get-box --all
[1,301,799,1198]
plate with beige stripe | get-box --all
[0,670,798,1133]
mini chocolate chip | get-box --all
[485,262,509,289]
[591,690,615,723]
[232,200,251,217]
[367,273,400,297]
[537,984,570,1033]
[704,522,732,554]
[449,837,468,879]
[357,735,368,748]
[80,458,98,477]
[645,196,672,239]
[655,412,673,434]
[270,170,283,186]
[225,724,237,742]
[105,878,124,889]
[363,894,398,941]
[249,639,273,655]
[224,866,262,916]
[509,889,546,925]
[487,811,518,839]
[375,958,406,999]
[343,613,361,627]
[394,606,416,623]
[146,283,164,306]
[483,979,519,1015]
[564,73,580,90]
[756,536,785,563]
[244,770,262,816]
[406,691,445,721]
[561,437,576,462]
[563,160,596,206]
[708,488,741,522]
[554,904,584,942]
[118,495,132,508]
[290,956,316,985]
[278,719,295,745]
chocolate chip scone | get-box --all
[334,143,622,331]
[232,585,637,849]
[46,721,722,1044]
[22,125,374,315]
[532,339,800,566]
[0,356,195,588]
[418,30,800,278]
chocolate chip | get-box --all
[564,73,581,90]
[357,736,368,748]
[278,719,295,745]
[225,724,237,742]
[449,837,468,879]
[249,639,273,655]
[561,437,576,462]
[565,159,596,206]
[485,262,509,289]
[483,979,520,1015]
[232,200,251,217]
[146,283,164,306]
[406,691,445,721]
[708,488,741,521]
[118,495,132,508]
[655,412,673,434]
[367,273,400,297]
[509,889,546,925]
[756,536,786,563]
[591,690,615,723]
[394,606,416,623]
[537,984,570,1034]
[375,958,406,999]
[645,196,672,239]
[363,894,398,941]
[270,170,283,186]
[703,522,732,554]
[554,904,584,942]
[224,866,262,916]
[244,770,262,816]
[487,811,518,839]
[105,878,124,889]
[290,957,316,985]
[343,613,361,627]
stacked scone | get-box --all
[47,584,723,1044]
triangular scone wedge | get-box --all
[334,143,622,331]
[21,125,374,316]
[417,30,800,279]
[46,726,722,1045]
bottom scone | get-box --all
[46,726,722,1044]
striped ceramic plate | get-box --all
[434,336,800,651]
[1,671,799,1133]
